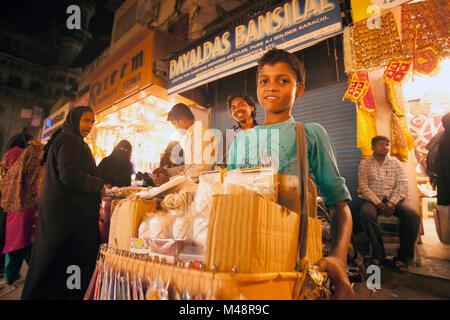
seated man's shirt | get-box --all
[227,117,351,206]
[358,155,408,205]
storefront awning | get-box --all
[168,0,343,96]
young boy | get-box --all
[227,48,355,299]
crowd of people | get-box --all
[0,48,448,300]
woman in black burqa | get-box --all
[98,139,133,187]
[21,106,105,300]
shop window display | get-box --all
[86,95,180,174]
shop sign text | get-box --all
[89,51,144,107]
[168,0,342,95]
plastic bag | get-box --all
[151,238,184,256]
[172,214,193,242]
[192,213,209,250]
[139,211,180,239]
[138,213,152,239]
[161,191,195,212]
[223,168,277,202]
[190,178,224,218]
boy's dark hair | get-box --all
[167,103,195,122]
[371,135,390,146]
[256,48,306,85]
[226,93,257,124]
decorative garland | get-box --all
[343,72,377,159]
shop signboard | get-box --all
[87,31,154,113]
[74,92,90,107]
[168,0,343,95]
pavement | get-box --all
[0,217,449,300]
[352,217,450,300]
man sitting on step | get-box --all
[358,135,420,272]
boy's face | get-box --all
[257,62,304,115]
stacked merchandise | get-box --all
[90,166,326,300]
[100,187,146,243]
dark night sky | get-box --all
[0,0,115,39]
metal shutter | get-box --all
[291,82,362,213]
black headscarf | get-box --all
[62,106,94,137]
[107,139,133,175]
[111,139,132,160]
[98,139,133,187]
[5,128,32,151]
[40,106,94,165]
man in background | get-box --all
[152,103,217,186]
[218,93,257,167]
[358,135,420,272]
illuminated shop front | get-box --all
[81,26,206,174]
[88,95,179,174]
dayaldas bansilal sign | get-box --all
[168,0,342,95]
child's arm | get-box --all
[305,124,354,299]
[323,200,355,299]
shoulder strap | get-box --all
[295,121,309,272]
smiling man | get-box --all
[218,93,258,167]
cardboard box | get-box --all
[108,199,157,250]
[205,194,322,273]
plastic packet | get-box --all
[141,211,181,239]
[223,168,277,202]
[190,177,224,219]
[192,213,209,250]
[161,191,195,212]
[172,214,194,243]
[150,238,184,256]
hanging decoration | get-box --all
[357,107,378,159]
[390,112,415,163]
[344,0,449,162]
[356,72,377,159]
[383,58,412,117]
[401,0,449,55]
[356,72,377,114]
[413,45,442,76]
[350,11,402,70]
[383,59,412,86]
[343,72,377,159]
[382,59,414,162]
[343,73,370,103]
